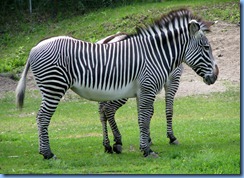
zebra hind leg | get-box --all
[100,99,153,154]
[37,98,61,159]
[99,102,113,153]
[110,116,123,154]
[105,99,127,154]
[109,100,128,154]
[36,79,69,159]
[165,85,179,145]
[165,103,179,145]
[112,131,122,154]
[167,132,179,145]
[165,97,179,145]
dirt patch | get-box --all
[0,21,240,99]
[172,21,240,97]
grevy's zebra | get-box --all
[16,9,219,159]
[96,33,183,154]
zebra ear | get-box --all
[188,20,200,36]
[200,21,218,32]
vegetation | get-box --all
[0,0,240,73]
[0,0,240,174]
[0,89,240,174]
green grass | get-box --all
[0,0,240,174]
[0,0,240,73]
[0,88,240,174]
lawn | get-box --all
[0,0,240,174]
[0,89,240,174]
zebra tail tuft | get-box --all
[16,58,30,110]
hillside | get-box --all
[0,0,240,97]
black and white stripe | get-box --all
[97,33,183,154]
[16,8,218,159]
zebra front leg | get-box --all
[137,94,158,158]
[99,102,113,153]
[164,66,182,145]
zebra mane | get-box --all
[153,8,198,30]
[128,8,211,38]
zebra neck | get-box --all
[133,28,188,77]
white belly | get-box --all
[71,81,138,101]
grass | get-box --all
[0,88,240,174]
[0,0,240,73]
[0,0,240,174]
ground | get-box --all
[0,21,240,99]
[173,21,240,97]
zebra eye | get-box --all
[203,45,210,50]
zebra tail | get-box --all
[16,58,30,110]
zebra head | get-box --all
[184,20,219,85]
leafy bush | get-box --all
[0,46,26,73]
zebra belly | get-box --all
[71,81,138,101]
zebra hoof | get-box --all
[43,153,56,160]
[51,155,58,160]
[147,152,159,158]
[104,145,113,154]
[113,144,122,154]
[170,139,179,145]
[143,149,159,158]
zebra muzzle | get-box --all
[203,73,218,85]
[203,64,218,85]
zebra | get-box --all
[16,8,219,159]
[96,33,183,154]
